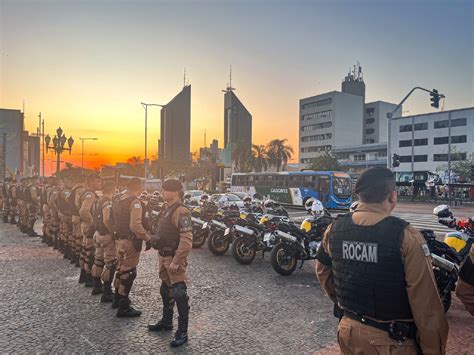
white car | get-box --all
[184,190,204,204]
[214,193,244,209]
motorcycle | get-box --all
[270,211,334,276]
[189,202,219,248]
[206,206,241,255]
[421,204,473,312]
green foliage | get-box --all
[306,153,342,172]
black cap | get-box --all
[162,179,183,192]
[355,167,395,194]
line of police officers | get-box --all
[1,175,193,348]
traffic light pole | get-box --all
[386,86,445,169]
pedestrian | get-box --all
[456,246,474,316]
[107,177,150,317]
[90,181,117,301]
[316,166,448,354]
[79,174,102,287]
[147,178,193,348]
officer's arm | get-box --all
[129,199,150,241]
[403,225,448,354]
[79,193,94,224]
[315,224,337,303]
[172,207,193,265]
[102,202,114,234]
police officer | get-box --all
[8,179,18,224]
[316,167,448,355]
[148,179,193,348]
[456,246,474,316]
[79,174,102,287]
[107,177,150,317]
[48,178,61,250]
[25,176,40,237]
[69,176,85,268]
[2,177,11,223]
[90,181,117,301]
[57,177,74,259]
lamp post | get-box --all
[79,137,98,175]
[45,127,74,175]
[141,102,166,179]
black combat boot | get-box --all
[9,218,16,225]
[148,283,174,331]
[53,237,59,250]
[63,244,70,259]
[101,283,113,303]
[78,269,86,284]
[84,273,93,288]
[70,253,77,264]
[116,296,142,318]
[170,282,189,347]
[91,277,103,295]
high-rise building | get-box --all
[0,108,24,176]
[159,85,191,163]
[224,90,252,149]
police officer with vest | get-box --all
[90,181,117,301]
[8,179,18,225]
[147,179,193,348]
[107,177,150,317]
[57,177,74,258]
[316,167,449,355]
[456,246,474,316]
[69,176,85,267]
[26,176,40,237]
[79,174,102,287]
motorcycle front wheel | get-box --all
[231,235,256,265]
[192,227,207,248]
[207,230,230,255]
[270,243,297,276]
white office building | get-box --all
[299,91,363,164]
[389,107,474,178]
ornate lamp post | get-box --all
[45,127,74,174]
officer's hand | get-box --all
[169,261,180,273]
[150,235,161,249]
[145,240,152,251]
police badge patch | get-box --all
[179,215,193,232]
[421,243,431,257]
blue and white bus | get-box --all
[230,171,352,209]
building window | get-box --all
[301,121,332,131]
[399,140,412,147]
[301,110,332,121]
[434,137,449,145]
[451,135,467,144]
[399,156,412,163]
[365,108,375,116]
[377,150,387,157]
[433,153,467,161]
[365,117,375,124]
[452,118,467,127]
[301,145,332,153]
[399,124,412,132]
[354,154,366,161]
[301,133,332,142]
[365,139,375,144]
[414,122,428,131]
[365,128,375,134]
[434,120,449,129]
[414,138,428,146]
[337,153,350,159]
[434,154,448,162]
[414,155,428,162]
[301,98,333,110]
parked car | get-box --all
[184,190,205,204]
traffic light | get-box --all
[430,89,440,109]
[392,154,400,168]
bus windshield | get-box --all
[333,176,352,198]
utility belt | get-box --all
[158,248,176,257]
[343,310,417,342]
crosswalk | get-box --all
[288,211,452,237]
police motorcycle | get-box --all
[206,203,241,255]
[270,199,334,276]
[189,195,217,248]
[262,199,289,218]
[420,204,474,312]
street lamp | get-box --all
[45,127,74,174]
[355,151,368,170]
[141,102,166,179]
[79,137,98,175]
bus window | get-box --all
[289,175,302,188]
[319,175,330,204]
[275,175,284,187]
[303,175,314,188]
[247,175,254,184]
[236,175,246,186]
[232,175,237,185]
[313,176,320,190]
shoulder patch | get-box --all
[421,243,431,257]
[178,215,193,232]
[133,203,141,209]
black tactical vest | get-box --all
[156,203,183,251]
[111,194,137,237]
[58,189,72,216]
[460,256,474,286]
[68,185,83,216]
[329,213,413,321]
[93,197,111,235]
[16,185,24,200]
[25,185,33,203]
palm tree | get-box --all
[232,142,253,173]
[267,139,294,172]
[251,144,269,172]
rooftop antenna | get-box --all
[222,65,236,93]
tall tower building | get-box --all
[159,85,191,162]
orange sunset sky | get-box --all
[1,1,472,176]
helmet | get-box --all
[243,196,252,205]
[153,190,160,196]
[200,194,209,201]
[183,193,192,200]
[349,200,360,213]
[433,205,452,218]
[304,198,316,212]
[310,199,324,217]
[263,199,275,209]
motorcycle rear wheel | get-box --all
[207,230,230,255]
[231,236,256,265]
[270,243,297,276]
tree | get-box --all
[251,144,269,172]
[266,139,294,172]
[232,142,253,173]
[306,153,342,171]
